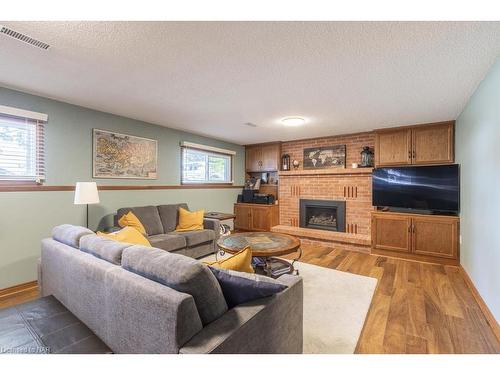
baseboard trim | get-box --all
[0,281,38,300]
[371,248,459,266]
[459,266,500,343]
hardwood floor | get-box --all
[2,244,499,353]
[282,244,500,354]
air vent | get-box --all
[0,26,50,50]
[244,122,258,128]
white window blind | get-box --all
[181,143,233,184]
[0,112,46,182]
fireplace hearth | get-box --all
[299,199,346,232]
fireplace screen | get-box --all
[305,207,338,230]
[299,199,346,232]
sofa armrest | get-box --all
[203,218,220,239]
[203,218,220,232]
[179,274,303,354]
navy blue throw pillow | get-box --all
[209,266,287,308]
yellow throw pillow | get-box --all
[175,207,205,232]
[118,211,147,235]
[209,247,254,273]
[97,226,151,247]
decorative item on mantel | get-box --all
[281,154,291,171]
[303,145,346,169]
[292,159,300,169]
[360,146,374,167]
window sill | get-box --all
[0,181,42,186]
[180,182,235,187]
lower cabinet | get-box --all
[234,203,279,231]
[371,212,459,264]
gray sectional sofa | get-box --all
[114,203,219,259]
[39,224,303,354]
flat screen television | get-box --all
[372,164,459,214]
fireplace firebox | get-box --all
[299,199,346,232]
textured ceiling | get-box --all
[0,21,499,144]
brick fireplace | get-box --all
[271,131,375,253]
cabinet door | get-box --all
[234,205,251,230]
[412,217,458,259]
[372,214,411,253]
[245,147,262,172]
[251,206,270,231]
[412,122,454,165]
[375,129,412,166]
[261,143,280,171]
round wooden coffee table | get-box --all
[217,232,302,277]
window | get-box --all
[0,106,46,183]
[181,142,234,184]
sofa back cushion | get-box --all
[80,234,132,265]
[117,206,164,236]
[122,245,227,325]
[52,224,94,249]
[157,203,188,233]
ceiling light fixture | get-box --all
[281,117,306,127]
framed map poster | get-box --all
[303,145,346,169]
[92,129,158,179]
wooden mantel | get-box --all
[279,167,373,177]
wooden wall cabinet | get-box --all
[375,121,454,167]
[371,211,459,264]
[234,203,279,231]
[375,128,412,166]
[245,143,281,172]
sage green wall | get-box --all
[0,87,245,289]
[456,58,500,322]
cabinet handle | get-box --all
[408,225,411,233]
[412,224,416,233]
[412,150,416,159]
[408,150,411,159]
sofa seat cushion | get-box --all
[52,224,94,249]
[157,204,188,233]
[122,246,228,325]
[148,234,186,252]
[80,234,133,265]
[172,243,214,260]
[117,206,164,236]
[173,229,215,247]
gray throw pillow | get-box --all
[209,267,287,308]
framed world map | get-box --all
[92,129,158,179]
[303,145,346,169]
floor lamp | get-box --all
[74,182,100,228]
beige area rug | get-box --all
[295,261,377,353]
[202,255,377,353]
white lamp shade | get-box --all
[74,182,100,205]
